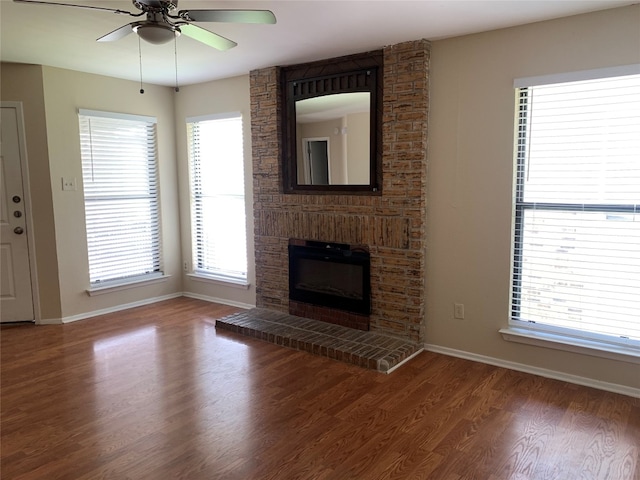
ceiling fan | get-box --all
[13,0,277,50]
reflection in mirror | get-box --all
[281,50,382,194]
[295,93,370,185]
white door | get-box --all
[0,105,34,322]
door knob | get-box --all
[14,227,24,235]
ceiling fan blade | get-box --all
[178,9,276,24]
[179,24,237,51]
[13,0,134,15]
[97,24,135,43]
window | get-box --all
[186,113,247,283]
[510,67,640,352]
[79,110,162,287]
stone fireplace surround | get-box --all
[218,39,429,370]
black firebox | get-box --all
[288,241,371,315]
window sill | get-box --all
[187,273,250,290]
[87,274,170,296]
[499,327,640,365]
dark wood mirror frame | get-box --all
[281,50,383,194]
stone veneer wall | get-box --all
[250,39,430,344]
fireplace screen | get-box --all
[288,242,370,315]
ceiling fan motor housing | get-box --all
[133,0,178,13]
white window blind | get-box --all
[187,113,247,281]
[79,110,162,286]
[511,72,640,347]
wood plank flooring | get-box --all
[1,297,638,479]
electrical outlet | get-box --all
[183,261,189,272]
[454,303,465,319]
[61,177,77,191]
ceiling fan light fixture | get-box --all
[133,23,180,45]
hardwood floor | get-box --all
[2,297,638,480]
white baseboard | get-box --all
[41,293,251,325]
[385,348,424,374]
[38,317,62,325]
[60,293,182,324]
[181,292,254,310]
[424,344,640,399]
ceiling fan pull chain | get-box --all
[174,37,180,93]
[138,36,144,94]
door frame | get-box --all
[2,101,40,323]
[301,137,331,185]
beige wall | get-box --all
[298,118,345,184]
[1,63,62,320]
[40,67,181,318]
[1,65,253,319]
[427,5,640,388]
[174,75,256,308]
[296,113,370,185]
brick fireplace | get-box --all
[250,39,430,345]
[289,239,371,331]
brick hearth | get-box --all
[215,309,422,373]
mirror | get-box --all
[296,92,370,185]
[281,51,383,194]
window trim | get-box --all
[513,64,640,89]
[186,112,248,284]
[86,273,170,296]
[508,66,640,357]
[78,109,157,124]
[500,327,640,365]
[79,109,163,290]
[186,273,250,289]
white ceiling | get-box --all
[0,0,633,87]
